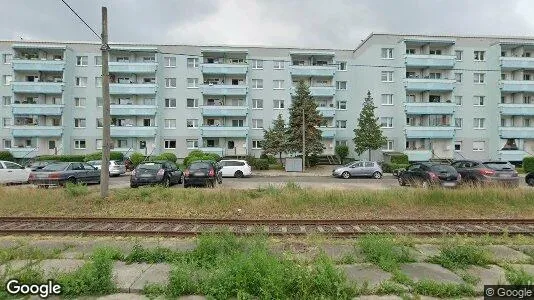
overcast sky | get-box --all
[2,0,534,49]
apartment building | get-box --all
[0,33,533,162]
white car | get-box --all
[87,160,127,177]
[218,159,252,178]
[0,160,31,184]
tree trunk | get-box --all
[279,152,282,164]
[368,149,372,161]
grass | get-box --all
[358,235,414,272]
[428,244,493,270]
[0,246,64,264]
[504,266,534,285]
[64,182,90,197]
[412,280,476,298]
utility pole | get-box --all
[100,6,111,198]
[302,107,305,172]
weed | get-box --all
[412,280,476,298]
[428,244,492,270]
[375,280,407,295]
[505,267,534,285]
[284,181,302,190]
[391,270,414,286]
[358,235,414,272]
[143,283,168,298]
[0,246,63,264]
[125,244,181,264]
[64,182,90,197]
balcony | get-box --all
[12,59,65,72]
[290,66,336,77]
[499,103,534,116]
[404,78,456,92]
[405,55,456,68]
[201,106,248,117]
[500,57,534,70]
[9,147,39,159]
[201,64,248,75]
[499,127,534,139]
[12,126,63,137]
[109,62,157,74]
[405,102,455,115]
[404,150,433,162]
[199,147,225,157]
[200,85,247,96]
[500,80,534,93]
[110,126,157,137]
[200,126,249,138]
[405,126,456,139]
[109,83,157,95]
[12,104,63,116]
[110,105,157,116]
[317,107,336,118]
[319,127,336,139]
[12,82,64,94]
[498,150,529,162]
[290,86,336,97]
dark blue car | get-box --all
[29,162,100,187]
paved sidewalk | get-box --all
[254,165,336,177]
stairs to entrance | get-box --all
[317,155,341,165]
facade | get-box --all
[0,33,533,162]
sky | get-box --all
[2,0,534,49]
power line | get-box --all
[59,0,101,41]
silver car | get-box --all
[87,160,126,177]
[332,161,383,179]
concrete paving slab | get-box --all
[354,296,402,300]
[318,244,361,261]
[510,264,534,276]
[157,240,197,251]
[400,263,464,284]
[130,263,171,293]
[338,263,392,288]
[112,262,152,293]
[0,239,21,249]
[484,245,531,263]
[39,259,86,277]
[269,241,318,261]
[0,259,34,274]
[466,265,508,292]
[515,245,534,257]
[413,244,441,262]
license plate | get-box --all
[37,174,48,179]
[194,172,204,176]
[442,182,456,187]
[140,174,153,178]
[499,174,511,177]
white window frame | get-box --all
[252,79,263,89]
[165,78,177,88]
[164,139,177,149]
[186,119,199,128]
[455,118,463,128]
[473,118,485,129]
[2,96,11,106]
[336,120,347,129]
[252,140,263,149]
[336,101,347,110]
[455,50,463,61]
[273,99,285,109]
[336,81,347,90]
[164,119,177,129]
[186,139,199,149]
[381,71,394,82]
[3,54,12,64]
[383,140,394,151]
[95,76,102,87]
[454,141,462,151]
[187,57,199,68]
[76,56,88,66]
[186,78,198,88]
[473,73,485,84]
[186,98,199,108]
[252,99,263,109]
[273,60,285,69]
[252,119,264,129]
[165,98,177,108]
[474,51,485,61]
[337,61,347,71]
[74,97,86,107]
[473,141,485,151]
[380,117,393,128]
[75,77,87,87]
[474,96,485,106]
[251,59,263,69]
[381,48,393,59]
[3,139,12,149]
[455,96,462,105]
[455,73,462,83]
[74,139,86,149]
[74,118,86,128]
[273,80,284,90]
[165,57,177,67]
[94,56,102,66]
[3,118,12,128]
[381,94,393,105]
[4,75,12,85]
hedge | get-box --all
[390,153,409,164]
[84,152,124,162]
[381,162,410,173]
[260,153,278,164]
[156,152,177,163]
[523,156,534,173]
[36,155,86,162]
[183,151,221,166]
[129,152,146,167]
[0,151,14,162]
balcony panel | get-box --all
[200,85,247,96]
[109,83,157,95]
[109,62,157,73]
[12,82,64,94]
[201,64,248,75]
[200,126,249,138]
[110,126,157,137]
[12,104,63,116]
[12,59,65,72]
[499,104,534,116]
[290,86,336,97]
[405,102,455,115]
[498,150,529,162]
[320,127,336,139]
[317,107,336,118]
[201,106,248,117]
[198,147,225,157]
[404,150,433,161]
[404,79,455,92]
[12,126,63,137]
[9,147,39,159]
[501,80,534,93]
[405,55,456,68]
[500,57,534,70]
[290,66,336,77]
[499,127,534,139]
[110,105,157,116]
[405,126,456,139]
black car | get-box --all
[397,162,461,188]
[27,160,57,171]
[130,161,183,188]
[29,162,100,187]
[526,172,534,186]
[451,160,519,187]
[183,160,223,188]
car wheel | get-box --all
[183,184,189,188]
[130,184,138,188]
[398,177,405,186]
[527,177,534,187]
[179,174,184,184]
[234,170,244,178]
[372,171,382,179]
[421,180,430,189]
[341,171,350,179]
[67,177,77,185]
[163,176,171,188]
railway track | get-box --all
[1,217,534,236]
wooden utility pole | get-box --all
[100,6,111,198]
[302,107,305,172]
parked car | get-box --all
[183,160,223,188]
[130,161,183,188]
[87,160,127,177]
[29,162,100,187]
[526,172,534,186]
[450,160,519,187]
[27,160,57,171]
[0,161,31,185]
[219,159,252,178]
[397,162,461,188]
[332,161,383,179]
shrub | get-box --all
[129,152,146,167]
[64,182,90,197]
[36,155,86,162]
[260,153,278,164]
[522,156,534,173]
[84,152,124,162]
[183,151,221,166]
[382,163,409,173]
[308,154,319,167]
[390,153,409,164]
[269,163,285,170]
[157,152,178,163]
[335,145,349,164]
[251,158,269,170]
[0,151,14,162]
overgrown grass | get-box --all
[412,280,476,298]
[0,264,45,299]
[358,235,414,272]
[505,266,534,285]
[428,244,493,270]
[0,246,64,264]
[64,182,90,197]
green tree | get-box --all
[353,91,387,160]
[262,114,287,163]
[286,81,324,163]
[335,145,349,164]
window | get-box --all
[336,101,347,110]
[252,79,263,89]
[473,73,485,84]
[94,56,102,66]
[186,119,198,128]
[187,58,198,68]
[2,53,12,64]
[474,96,485,106]
[164,140,176,149]
[116,139,128,148]
[252,140,263,149]
[116,57,129,62]
[455,118,463,128]
[381,48,393,59]
[474,51,485,61]
[165,78,177,88]
[336,81,347,90]
[251,59,263,69]
[273,80,284,89]
[336,120,347,128]
[455,50,463,61]
[75,77,87,87]
[455,73,462,83]
[273,60,284,69]
[429,49,442,55]
[2,96,11,106]
[96,118,103,128]
[252,119,263,129]
[164,57,176,67]
[96,139,103,150]
[3,139,11,149]
[383,140,394,151]
[454,141,462,151]
[74,118,86,128]
[97,97,103,107]
[473,141,485,151]
[252,99,263,109]
[337,61,347,71]
[185,78,198,88]
[473,118,485,129]
[165,98,176,108]
[74,97,86,107]
[273,100,285,109]
[76,56,88,66]
[164,119,176,129]
[232,119,244,127]
[3,118,11,127]
[381,94,393,105]
[381,71,393,82]
[380,117,393,128]
[336,140,348,147]
[455,96,462,105]
[95,76,102,87]
[186,139,199,149]
[74,140,86,149]
[429,72,441,79]
[406,49,416,54]
[3,75,12,85]
[186,98,199,108]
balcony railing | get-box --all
[9,147,40,159]
[405,126,456,139]
[404,150,433,161]
[499,103,534,116]
[405,102,456,115]
[319,127,336,138]
[12,59,65,72]
[198,147,225,157]
[500,80,534,93]
[405,78,456,92]
[109,83,157,95]
[500,57,534,70]
[201,106,248,117]
[201,64,248,75]
[109,62,157,73]
[110,126,157,137]
[12,126,63,137]
[12,82,64,94]
[110,105,157,116]
[317,107,336,118]
[499,127,534,139]
[290,65,336,77]
[290,86,336,97]
[200,85,247,96]
[12,104,63,116]
[200,126,249,138]
[498,150,528,162]
[405,55,456,68]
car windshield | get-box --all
[89,161,102,165]
[113,160,125,165]
[138,163,162,170]
[430,165,457,173]
[189,162,212,171]
[41,163,69,171]
[483,162,514,171]
[343,162,358,167]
